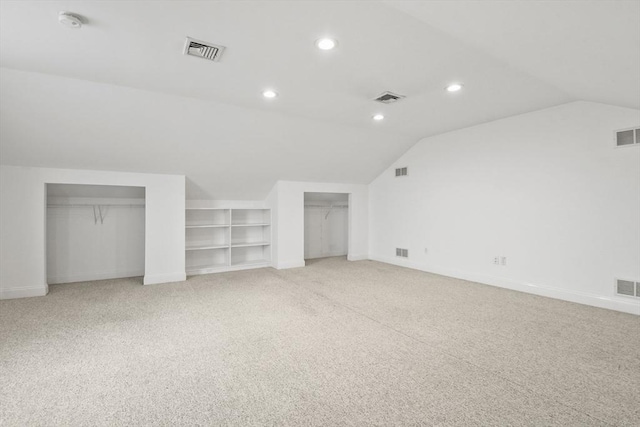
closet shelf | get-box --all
[47,204,144,208]
[231,259,270,267]
[187,264,228,275]
[186,208,228,211]
[186,244,229,251]
[231,223,270,227]
[231,241,270,248]
[186,224,229,228]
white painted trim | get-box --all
[187,262,272,276]
[370,255,640,315]
[347,254,368,261]
[306,251,348,260]
[0,285,48,300]
[48,270,145,285]
[275,260,306,270]
[143,272,187,285]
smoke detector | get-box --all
[183,37,226,62]
[373,91,405,104]
[58,12,83,29]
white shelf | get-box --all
[186,244,229,251]
[187,264,229,275]
[185,207,271,276]
[231,241,270,248]
[230,259,270,267]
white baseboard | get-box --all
[306,252,348,260]
[188,262,272,276]
[347,254,368,261]
[0,285,48,300]
[48,270,144,285]
[370,255,640,315]
[274,260,306,270]
[143,272,187,285]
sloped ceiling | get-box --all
[385,0,640,110]
[1,1,637,199]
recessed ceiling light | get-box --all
[262,89,278,99]
[316,38,337,50]
[446,83,463,92]
[372,114,385,121]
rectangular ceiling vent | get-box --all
[395,167,408,177]
[396,248,408,258]
[374,91,406,104]
[184,37,226,62]
[615,127,640,147]
[615,279,640,298]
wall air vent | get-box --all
[614,127,640,147]
[184,37,226,62]
[396,248,408,258]
[616,279,640,298]
[395,167,408,177]
[374,91,406,104]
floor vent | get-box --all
[184,37,226,62]
[396,248,408,258]
[616,279,640,298]
[395,167,408,177]
[374,91,406,104]
[615,127,640,147]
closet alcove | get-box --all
[304,192,349,260]
[46,184,145,285]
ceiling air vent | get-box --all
[616,279,640,298]
[374,91,406,104]
[615,127,640,147]
[184,37,226,62]
[395,167,408,177]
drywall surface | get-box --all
[47,195,145,284]
[0,67,417,200]
[186,200,268,211]
[304,193,349,259]
[0,166,185,299]
[269,181,368,269]
[265,185,279,267]
[369,101,640,314]
[304,206,348,259]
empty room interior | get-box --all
[1,1,639,425]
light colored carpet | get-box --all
[1,257,638,426]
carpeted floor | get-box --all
[1,257,638,426]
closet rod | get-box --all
[304,205,348,208]
[47,204,145,208]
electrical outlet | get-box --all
[424,248,428,254]
[493,257,500,265]
[501,257,507,266]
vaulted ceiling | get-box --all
[1,1,638,199]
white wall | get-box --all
[304,194,349,259]
[265,185,279,267]
[268,181,368,269]
[47,196,145,284]
[304,207,349,259]
[369,101,640,314]
[0,166,186,299]
[186,199,267,209]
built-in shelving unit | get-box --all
[185,208,271,275]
